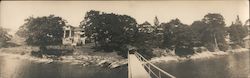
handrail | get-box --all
[134,52,176,78]
[128,52,132,78]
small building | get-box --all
[62,25,87,46]
[138,21,155,33]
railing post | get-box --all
[148,64,151,76]
[159,71,161,78]
[128,51,130,78]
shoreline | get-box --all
[0,46,127,68]
[150,48,249,63]
[0,46,248,68]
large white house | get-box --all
[62,25,87,46]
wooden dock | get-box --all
[128,54,151,78]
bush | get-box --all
[175,47,195,57]
[115,45,156,59]
[31,50,43,58]
[31,46,73,58]
[218,43,229,51]
[137,47,156,59]
[117,45,129,58]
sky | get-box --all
[0,1,249,34]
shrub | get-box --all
[137,47,156,59]
[31,46,73,58]
[175,47,195,57]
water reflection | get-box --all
[0,52,249,78]
[155,52,249,78]
[226,52,249,78]
[0,56,24,78]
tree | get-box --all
[0,26,11,47]
[80,10,138,56]
[98,13,138,52]
[16,15,66,46]
[81,10,101,47]
[154,16,160,26]
[228,15,248,47]
[138,21,153,33]
[162,19,197,56]
[201,13,228,51]
[136,21,164,48]
[162,19,187,49]
[190,21,208,47]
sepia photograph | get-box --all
[0,0,249,78]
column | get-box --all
[63,30,66,38]
[69,30,72,37]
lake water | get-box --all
[0,56,127,78]
[0,51,249,78]
[155,51,249,78]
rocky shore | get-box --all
[0,46,127,68]
[1,45,248,69]
[150,48,249,63]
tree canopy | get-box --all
[162,19,190,49]
[12,11,249,58]
[16,15,66,46]
[80,10,138,55]
[161,19,200,56]
[201,13,228,51]
[228,15,248,47]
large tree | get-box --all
[16,15,66,46]
[228,16,248,47]
[154,16,160,26]
[190,21,208,47]
[162,19,199,56]
[201,13,228,51]
[81,10,101,47]
[162,19,188,49]
[80,10,138,54]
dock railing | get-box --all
[134,52,176,78]
[128,52,132,78]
